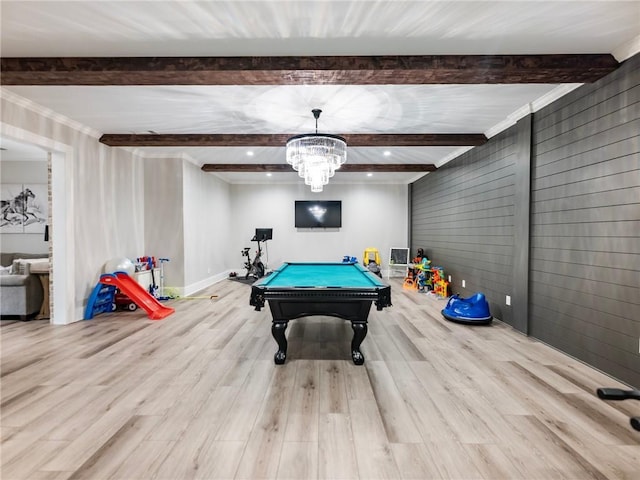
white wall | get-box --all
[143,157,185,293]
[68,136,146,314]
[230,182,409,275]
[0,160,49,254]
[143,159,233,297]
[182,160,232,294]
[2,91,146,322]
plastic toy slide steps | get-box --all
[84,283,117,320]
[99,272,175,320]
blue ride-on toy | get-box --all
[441,292,492,325]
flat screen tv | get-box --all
[295,200,342,228]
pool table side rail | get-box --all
[249,284,392,312]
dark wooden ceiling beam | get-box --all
[1,54,618,85]
[338,164,437,172]
[99,133,486,147]
[200,164,437,173]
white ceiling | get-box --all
[1,1,639,185]
[0,136,48,162]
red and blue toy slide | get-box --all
[85,272,174,320]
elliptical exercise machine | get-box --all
[242,228,271,280]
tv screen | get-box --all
[295,201,342,228]
[255,228,272,241]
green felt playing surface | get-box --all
[258,262,385,288]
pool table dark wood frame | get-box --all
[250,284,391,365]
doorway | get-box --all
[1,124,75,324]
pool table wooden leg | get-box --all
[272,321,288,364]
[350,321,368,365]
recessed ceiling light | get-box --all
[247,151,254,156]
[367,173,373,177]
[383,151,391,156]
[266,173,272,177]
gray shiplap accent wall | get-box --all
[512,115,532,334]
[529,55,640,387]
[411,125,518,326]
[411,54,639,387]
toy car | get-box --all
[441,292,492,325]
[112,290,138,311]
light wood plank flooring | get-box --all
[1,278,638,480]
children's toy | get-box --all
[403,248,432,292]
[114,290,138,311]
[84,283,117,319]
[149,267,159,298]
[441,292,492,325]
[413,248,424,261]
[363,247,381,266]
[431,266,449,298]
[85,272,175,320]
[367,260,382,277]
[414,258,432,290]
[362,247,382,277]
[402,267,419,290]
[137,256,156,270]
[414,256,431,273]
[416,270,431,291]
[103,257,135,276]
[156,257,172,300]
[402,275,418,290]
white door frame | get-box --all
[1,123,76,325]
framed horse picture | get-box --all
[1,184,25,233]
[22,184,48,233]
[0,184,48,233]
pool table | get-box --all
[250,262,392,365]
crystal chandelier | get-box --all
[286,109,347,192]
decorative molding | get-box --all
[180,153,201,167]
[530,83,583,112]
[0,88,102,139]
[484,103,533,139]
[611,34,640,62]
[484,83,583,139]
[434,146,474,168]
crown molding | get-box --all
[0,87,101,139]
[482,83,583,140]
[434,146,475,168]
[612,34,640,62]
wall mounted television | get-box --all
[295,200,342,228]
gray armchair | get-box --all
[0,253,48,320]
